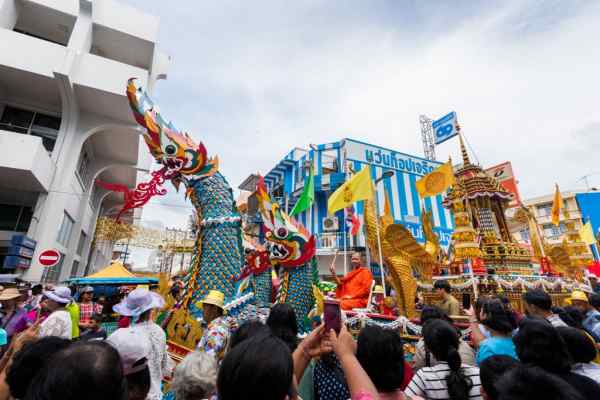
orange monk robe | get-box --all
[335,267,373,310]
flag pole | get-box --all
[343,207,348,275]
[374,176,386,295]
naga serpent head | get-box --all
[256,176,316,268]
[126,78,219,188]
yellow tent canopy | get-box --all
[69,261,158,284]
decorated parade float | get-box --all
[114,78,592,367]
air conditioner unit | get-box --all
[322,216,339,232]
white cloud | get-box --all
[124,0,600,265]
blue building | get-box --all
[241,139,454,273]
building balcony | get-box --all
[315,232,351,255]
[0,130,54,192]
[0,28,67,78]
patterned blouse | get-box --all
[197,316,232,363]
[79,302,102,323]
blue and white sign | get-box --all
[432,111,458,145]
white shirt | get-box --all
[406,362,483,400]
[573,363,600,385]
[130,321,172,400]
[39,310,72,340]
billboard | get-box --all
[485,161,521,208]
[432,111,459,145]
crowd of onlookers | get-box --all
[0,281,599,400]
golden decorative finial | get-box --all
[457,124,471,166]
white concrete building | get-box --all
[0,0,170,282]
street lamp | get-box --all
[375,170,394,184]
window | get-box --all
[57,212,74,246]
[537,204,553,217]
[321,149,339,175]
[0,204,34,232]
[44,252,65,283]
[77,148,91,187]
[520,229,530,242]
[77,231,87,255]
[0,106,61,153]
[70,260,80,278]
[542,223,566,238]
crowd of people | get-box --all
[0,279,598,400]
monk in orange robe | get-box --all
[330,251,374,310]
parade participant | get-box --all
[406,319,483,400]
[478,355,519,400]
[79,314,107,341]
[38,287,73,340]
[64,288,80,339]
[522,289,567,327]
[218,335,295,400]
[267,303,299,352]
[591,293,600,312]
[4,337,71,400]
[113,287,170,400]
[496,365,584,400]
[313,353,351,400]
[356,325,414,398]
[25,341,126,400]
[414,306,476,370]
[513,319,600,398]
[78,286,102,331]
[570,290,600,338]
[475,300,518,365]
[170,351,217,400]
[25,285,43,312]
[556,326,600,384]
[433,280,460,316]
[196,290,231,363]
[229,320,269,349]
[0,288,29,343]
[107,327,152,400]
[329,251,373,310]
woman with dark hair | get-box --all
[496,365,584,400]
[229,320,270,349]
[356,325,411,398]
[267,303,299,351]
[24,341,127,400]
[556,326,600,384]
[5,337,71,399]
[414,306,475,370]
[406,319,482,400]
[514,319,600,398]
[218,335,295,400]
[475,299,518,365]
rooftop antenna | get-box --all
[420,115,436,161]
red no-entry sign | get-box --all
[38,249,61,267]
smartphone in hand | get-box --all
[324,299,342,334]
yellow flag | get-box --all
[416,160,455,198]
[551,184,562,226]
[579,221,596,245]
[328,165,374,215]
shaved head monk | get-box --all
[329,251,374,310]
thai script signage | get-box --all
[345,140,440,177]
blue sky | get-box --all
[123,0,600,267]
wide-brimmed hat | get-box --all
[107,328,151,375]
[113,288,165,317]
[43,286,73,304]
[198,290,225,310]
[0,288,21,301]
[373,285,384,295]
[570,290,589,303]
[81,286,94,293]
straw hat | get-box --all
[373,285,384,295]
[199,290,225,310]
[570,290,589,303]
[43,286,73,304]
[0,288,21,301]
[113,288,165,317]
